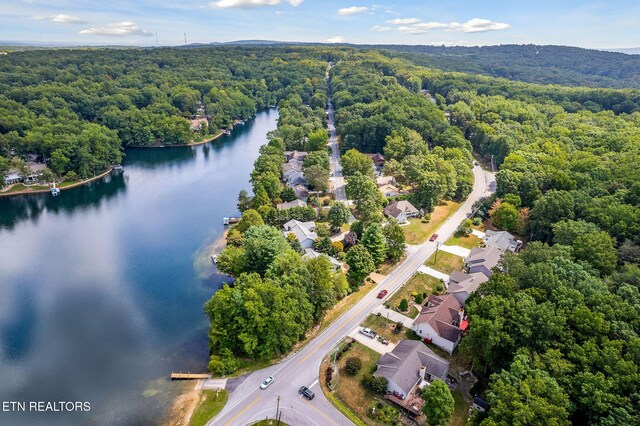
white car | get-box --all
[359,327,377,339]
[260,376,274,389]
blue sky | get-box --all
[1,0,638,48]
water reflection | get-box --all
[0,108,278,425]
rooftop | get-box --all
[414,294,463,343]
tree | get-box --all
[552,220,600,246]
[345,357,362,375]
[333,272,349,299]
[530,191,575,242]
[216,246,246,277]
[307,129,329,151]
[280,186,297,202]
[242,225,290,276]
[361,222,387,265]
[490,202,519,232]
[314,236,336,256]
[251,184,271,210]
[422,380,455,426]
[328,202,350,230]
[384,218,406,261]
[346,244,375,284]
[345,172,383,222]
[286,232,304,255]
[341,149,374,177]
[572,231,617,276]
[483,354,570,426]
[415,293,424,304]
[343,231,358,249]
[456,218,473,236]
[304,164,329,192]
[306,255,336,321]
[237,189,252,212]
[361,375,388,394]
[236,209,264,233]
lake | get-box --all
[0,108,278,425]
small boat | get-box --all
[223,129,231,135]
[211,254,219,264]
[50,184,60,196]
[223,217,241,225]
[112,164,124,172]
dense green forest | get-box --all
[0,47,331,179]
[373,44,640,89]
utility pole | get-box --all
[275,395,281,426]
[434,241,442,264]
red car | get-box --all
[429,234,439,242]
[377,290,388,299]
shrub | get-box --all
[422,292,428,299]
[411,291,418,297]
[345,357,362,375]
[361,375,388,394]
[332,241,344,253]
[435,283,444,293]
[472,217,482,226]
[394,321,403,333]
[415,293,424,304]
[322,198,331,206]
[399,299,409,311]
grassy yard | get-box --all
[386,273,444,318]
[425,251,465,275]
[363,314,405,343]
[445,233,481,249]
[188,390,228,426]
[328,342,383,426]
[375,257,404,275]
[448,391,471,426]
[402,201,461,245]
[1,183,49,193]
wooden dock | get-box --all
[170,372,211,380]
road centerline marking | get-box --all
[223,396,261,426]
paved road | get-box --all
[207,164,494,426]
[326,77,347,202]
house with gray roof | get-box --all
[283,220,317,249]
[484,230,522,253]
[447,270,488,305]
[412,294,465,354]
[384,200,420,223]
[284,151,308,162]
[284,169,307,187]
[276,199,308,210]
[303,248,341,270]
[465,246,502,278]
[374,340,449,399]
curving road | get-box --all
[207,162,495,426]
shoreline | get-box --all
[0,167,114,198]
[127,130,225,149]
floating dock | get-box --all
[170,372,211,380]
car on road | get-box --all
[260,376,274,389]
[474,161,479,166]
[299,386,315,400]
[359,327,377,338]
[377,289,388,298]
[429,233,439,242]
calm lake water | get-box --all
[0,108,278,425]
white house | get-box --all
[276,199,308,210]
[412,294,465,354]
[384,200,420,223]
[282,220,317,249]
[302,248,341,270]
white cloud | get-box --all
[212,0,302,8]
[338,6,368,16]
[386,17,420,25]
[326,36,345,43]
[393,18,511,35]
[50,14,86,24]
[372,25,392,32]
[79,21,153,37]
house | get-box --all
[303,248,341,270]
[365,153,385,167]
[276,199,308,210]
[447,270,488,305]
[484,230,522,253]
[3,172,22,185]
[282,220,317,249]
[412,294,465,354]
[384,200,420,223]
[284,169,307,187]
[189,118,208,131]
[282,160,303,174]
[376,175,396,188]
[379,184,399,198]
[284,151,308,162]
[293,185,309,200]
[465,246,502,278]
[374,340,450,400]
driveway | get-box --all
[347,327,397,354]
[416,265,450,283]
[439,244,470,258]
[370,305,414,328]
[471,229,486,239]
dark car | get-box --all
[299,386,315,400]
[429,233,438,242]
[377,289,388,299]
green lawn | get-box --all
[188,390,228,426]
[448,391,471,426]
[445,233,481,249]
[387,273,443,318]
[402,201,460,245]
[425,251,465,275]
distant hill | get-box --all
[371,44,640,89]
[605,47,640,55]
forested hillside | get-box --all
[374,44,640,89]
[0,47,331,179]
